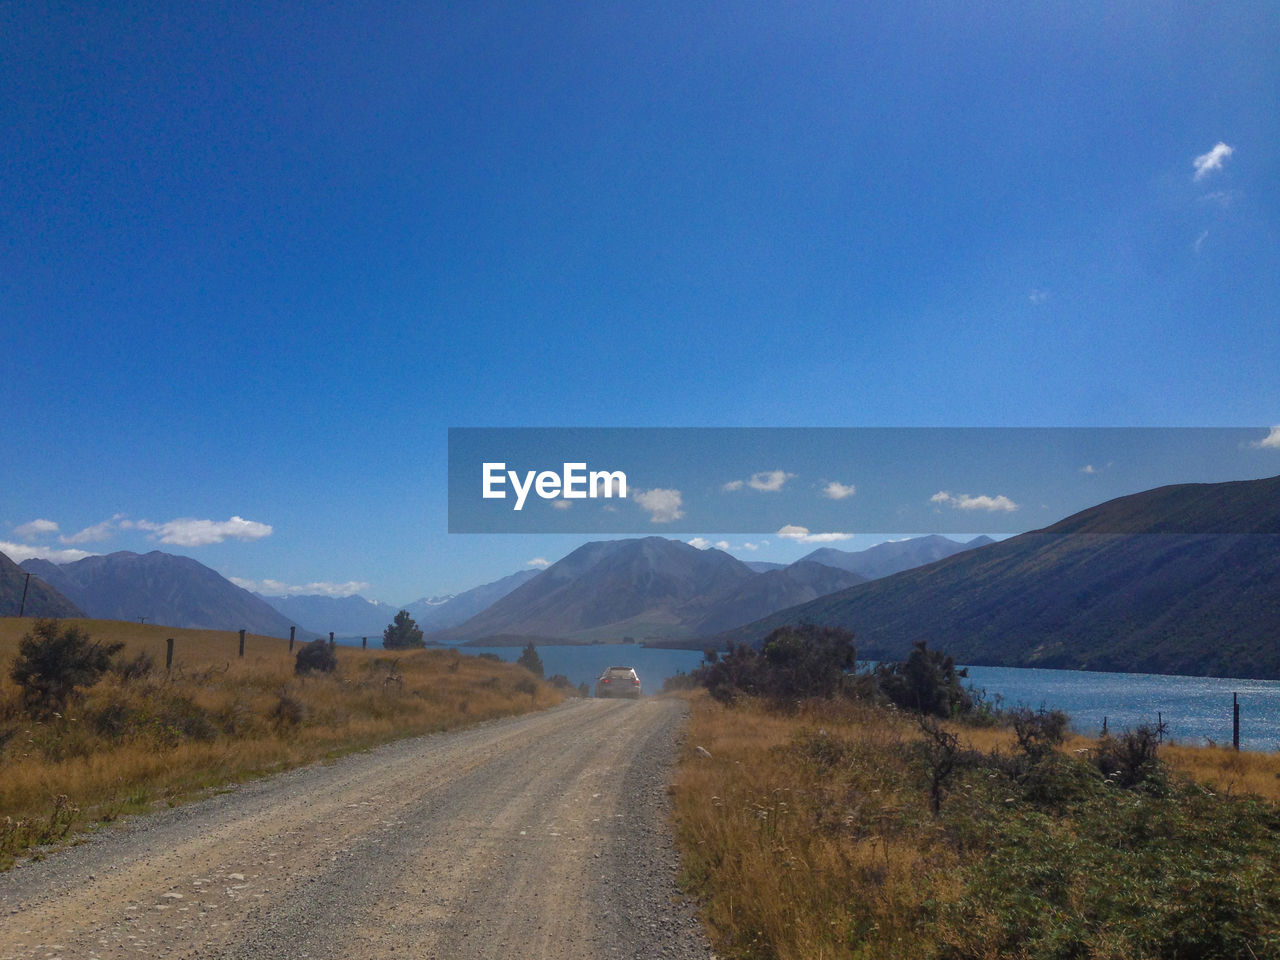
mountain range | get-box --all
[402,569,541,631]
[250,569,543,638]
[431,537,875,644]
[711,475,1280,679]
[19,551,306,638]
[1,551,85,617]
[253,593,400,638]
[799,534,994,580]
[11,475,1272,678]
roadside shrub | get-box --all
[1010,704,1069,763]
[788,727,850,769]
[1095,724,1164,789]
[113,650,154,681]
[294,638,337,675]
[10,619,124,719]
[514,676,538,697]
[546,673,575,691]
[90,696,135,740]
[270,689,307,728]
[700,625,857,706]
[915,714,972,813]
[662,671,701,692]
[875,640,973,717]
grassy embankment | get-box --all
[673,691,1280,960]
[0,618,563,867]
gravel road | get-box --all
[0,698,713,959]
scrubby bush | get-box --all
[294,638,337,675]
[270,689,307,728]
[662,671,701,692]
[700,625,857,706]
[113,650,154,681]
[514,676,538,697]
[10,619,124,718]
[875,640,973,717]
[1094,723,1165,789]
[1010,704,1069,762]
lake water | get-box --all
[459,644,1280,752]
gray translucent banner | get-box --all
[447,427,1280,534]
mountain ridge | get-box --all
[699,475,1280,678]
[19,550,307,638]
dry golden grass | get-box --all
[673,692,1280,960]
[0,618,563,865]
[1162,741,1280,801]
[673,693,954,960]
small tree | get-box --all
[295,637,338,675]
[516,641,544,679]
[382,610,424,649]
[875,640,973,718]
[10,619,124,718]
[699,625,857,705]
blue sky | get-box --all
[3,1,1277,604]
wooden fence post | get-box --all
[166,637,174,671]
[362,637,367,649]
[289,626,295,652]
[1233,692,1240,751]
[239,629,246,658]
[329,631,335,648]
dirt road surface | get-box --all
[0,698,713,959]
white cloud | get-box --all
[748,470,794,492]
[61,514,125,544]
[1081,464,1097,475]
[526,557,551,568]
[823,481,857,500]
[633,488,684,523]
[688,538,730,551]
[740,542,759,551]
[229,577,370,598]
[930,491,1019,512]
[1193,142,1233,181]
[551,499,572,510]
[129,515,273,546]
[722,470,796,493]
[13,519,58,541]
[776,524,854,543]
[0,540,95,564]
[1193,230,1209,254]
[1029,289,1049,305]
[1251,426,1280,450]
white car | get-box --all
[594,666,642,699]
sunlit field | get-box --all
[0,618,562,866]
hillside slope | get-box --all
[21,551,305,637]
[1,552,85,618]
[711,475,1280,678]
